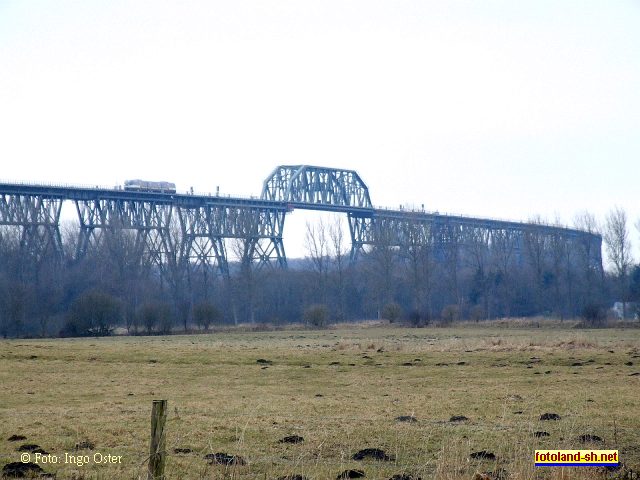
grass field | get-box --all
[1,321,639,479]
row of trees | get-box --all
[0,208,639,337]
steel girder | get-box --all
[0,193,63,261]
[350,211,602,271]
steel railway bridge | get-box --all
[0,165,602,277]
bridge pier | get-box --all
[347,214,372,262]
[0,193,63,262]
[223,206,287,270]
[177,206,229,277]
[74,198,178,276]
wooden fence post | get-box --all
[148,399,167,480]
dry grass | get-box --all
[1,324,639,479]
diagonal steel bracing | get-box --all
[75,198,180,283]
[0,193,63,262]
[262,165,373,209]
[350,210,602,274]
[178,206,229,277]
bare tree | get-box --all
[574,211,599,236]
[328,217,349,320]
[548,217,568,319]
[305,219,330,303]
[230,235,257,325]
[34,259,62,336]
[91,222,153,332]
[490,229,517,317]
[440,223,462,308]
[60,221,80,260]
[366,222,398,318]
[467,227,491,320]
[226,209,265,325]
[402,221,434,322]
[603,207,633,317]
[574,211,602,311]
[523,215,549,314]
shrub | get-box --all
[408,310,430,327]
[138,304,159,334]
[441,304,461,324]
[157,304,174,334]
[470,305,486,322]
[581,303,606,327]
[193,302,222,330]
[303,304,330,328]
[63,291,121,337]
[138,303,173,334]
[381,303,403,323]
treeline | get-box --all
[0,208,639,337]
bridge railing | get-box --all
[0,179,262,201]
[0,178,117,191]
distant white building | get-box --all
[612,302,639,320]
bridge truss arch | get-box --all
[261,165,376,261]
[261,165,372,209]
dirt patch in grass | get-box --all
[17,444,48,454]
[470,451,496,460]
[449,415,469,422]
[204,452,246,466]
[173,447,192,454]
[279,435,304,444]
[74,440,95,450]
[353,448,395,461]
[336,469,366,479]
[539,413,561,421]
[2,461,44,478]
[395,415,418,423]
[578,434,603,443]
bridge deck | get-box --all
[0,181,594,238]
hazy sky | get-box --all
[1,1,639,260]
